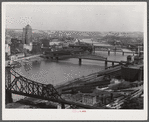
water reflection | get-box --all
[15,58,103,86]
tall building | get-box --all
[22,24,32,44]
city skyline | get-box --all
[4,2,146,32]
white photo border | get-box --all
[2,2,148,120]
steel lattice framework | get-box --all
[6,68,62,102]
[5,66,105,109]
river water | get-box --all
[11,50,134,102]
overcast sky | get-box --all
[4,3,146,32]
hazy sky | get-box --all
[4,3,146,32]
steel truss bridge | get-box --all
[5,66,102,109]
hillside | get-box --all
[6,29,143,45]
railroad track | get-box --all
[56,65,122,90]
[106,87,143,109]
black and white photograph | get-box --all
[2,2,147,120]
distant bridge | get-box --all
[75,54,127,67]
[69,44,137,56]
[77,54,107,60]
[43,53,127,68]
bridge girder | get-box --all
[5,67,100,109]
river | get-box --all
[11,50,134,102]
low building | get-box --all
[62,42,69,48]
[80,39,93,44]
[82,94,97,106]
[10,55,17,60]
[31,42,42,54]
[5,35,12,45]
[15,53,25,59]
[23,43,32,51]
[121,65,143,82]
[50,39,61,46]
[10,38,24,55]
[50,42,61,46]
[62,40,74,48]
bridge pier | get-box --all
[112,62,114,67]
[79,58,82,65]
[5,90,13,104]
[5,66,13,104]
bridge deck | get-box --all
[78,54,107,60]
[78,55,126,63]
